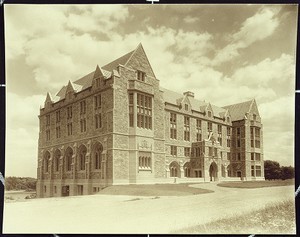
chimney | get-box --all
[183,91,194,98]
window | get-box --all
[55,156,59,172]
[79,152,86,171]
[207,122,212,132]
[227,117,230,123]
[209,147,213,156]
[67,106,73,119]
[80,119,87,133]
[255,127,260,148]
[44,154,50,173]
[253,114,257,121]
[137,93,152,129]
[139,152,151,170]
[184,116,190,141]
[256,165,261,177]
[184,147,190,157]
[46,129,50,141]
[251,165,255,177]
[46,114,50,126]
[251,153,255,161]
[137,70,145,81]
[66,155,72,171]
[250,127,254,147]
[129,93,134,127]
[227,139,231,147]
[44,186,46,193]
[95,78,101,88]
[185,104,188,111]
[95,114,102,129]
[237,153,241,161]
[227,152,231,160]
[94,152,101,170]
[255,153,261,161]
[237,139,241,148]
[54,186,57,194]
[56,126,61,138]
[227,127,231,136]
[170,113,177,139]
[197,133,202,141]
[208,111,212,117]
[56,110,60,123]
[237,127,240,136]
[67,123,73,136]
[218,137,222,146]
[80,100,86,114]
[94,94,101,109]
[218,125,222,134]
[171,146,177,156]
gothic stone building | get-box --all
[36,44,264,198]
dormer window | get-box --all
[253,114,256,121]
[185,104,188,111]
[95,78,100,88]
[137,70,145,82]
[227,117,230,123]
[208,111,212,117]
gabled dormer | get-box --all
[223,109,231,123]
[93,65,104,89]
[249,99,261,122]
[205,103,214,118]
[65,80,76,100]
[44,92,53,108]
[181,91,194,112]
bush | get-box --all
[264,160,294,180]
[5,176,37,191]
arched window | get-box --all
[44,151,50,173]
[54,149,61,172]
[65,147,73,172]
[93,142,103,170]
[78,145,87,171]
[184,162,191,177]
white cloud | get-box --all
[213,6,281,65]
[183,16,199,23]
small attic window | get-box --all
[253,114,257,121]
[95,78,100,87]
[208,111,212,117]
[185,104,188,111]
[227,117,230,123]
[137,70,145,82]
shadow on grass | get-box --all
[217,179,294,189]
[98,183,214,196]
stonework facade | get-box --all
[36,44,264,198]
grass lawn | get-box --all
[97,183,213,196]
[174,199,295,234]
[217,179,294,189]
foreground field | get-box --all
[98,183,213,196]
[3,183,295,234]
[175,199,295,234]
[217,179,294,188]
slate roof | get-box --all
[222,100,253,121]
[161,87,227,118]
[102,50,134,71]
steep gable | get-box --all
[249,99,260,116]
[125,43,156,78]
[223,100,253,121]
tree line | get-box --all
[264,160,294,180]
[5,176,37,191]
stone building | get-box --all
[36,44,264,198]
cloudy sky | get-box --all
[4,4,297,177]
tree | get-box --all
[264,160,281,180]
[280,166,294,180]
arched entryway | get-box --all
[169,161,180,178]
[209,162,218,181]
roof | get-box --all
[222,100,253,121]
[161,87,227,118]
[102,50,134,71]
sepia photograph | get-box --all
[2,3,298,234]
